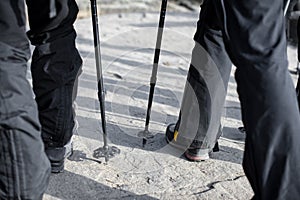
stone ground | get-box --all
[76,0,201,17]
[36,2,299,200]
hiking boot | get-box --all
[165,123,219,161]
[165,123,191,150]
[45,116,78,173]
[184,148,210,162]
[185,138,221,161]
[45,139,73,173]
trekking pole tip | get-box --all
[93,145,121,163]
[138,129,154,147]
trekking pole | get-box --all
[284,0,291,16]
[90,0,120,162]
[138,0,168,146]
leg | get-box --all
[166,0,232,159]
[296,16,300,107]
[187,0,232,150]
[0,0,50,198]
[26,0,82,172]
[214,0,300,198]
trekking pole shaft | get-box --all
[144,0,168,129]
[150,0,168,84]
[284,0,290,16]
[90,0,108,147]
[144,84,155,130]
[283,0,291,16]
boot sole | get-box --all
[184,151,209,162]
[50,140,73,173]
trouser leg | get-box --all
[296,16,300,108]
[214,0,300,198]
[0,0,50,199]
[296,73,300,108]
[177,0,232,150]
[27,0,82,148]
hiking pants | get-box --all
[27,0,82,148]
[180,0,300,198]
[178,0,232,151]
[0,0,50,199]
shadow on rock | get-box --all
[222,126,246,142]
[210,145,244,165]
[45,170,159,200]
[68,150,102,164]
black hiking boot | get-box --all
[45,139,73,173]
[166,123,219,161]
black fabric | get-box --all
[27,0,82,147]
[296,16,300,108]
[26,0,70,34]
[0,0,28,49]
[27,0,79,45]
[0,0,50,198]
[31,31,82,147]
[0,130,50,200]
[298,16,300,61]
[179,0,300,198]
[0,0,81,197]
[216,0,300,198]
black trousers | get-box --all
[180,0,300,199]
[0,0,50,199]
[296,16,300,107]
[0,0,82,198]
[27,0,82,148]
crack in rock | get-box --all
[193,175,246,195]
